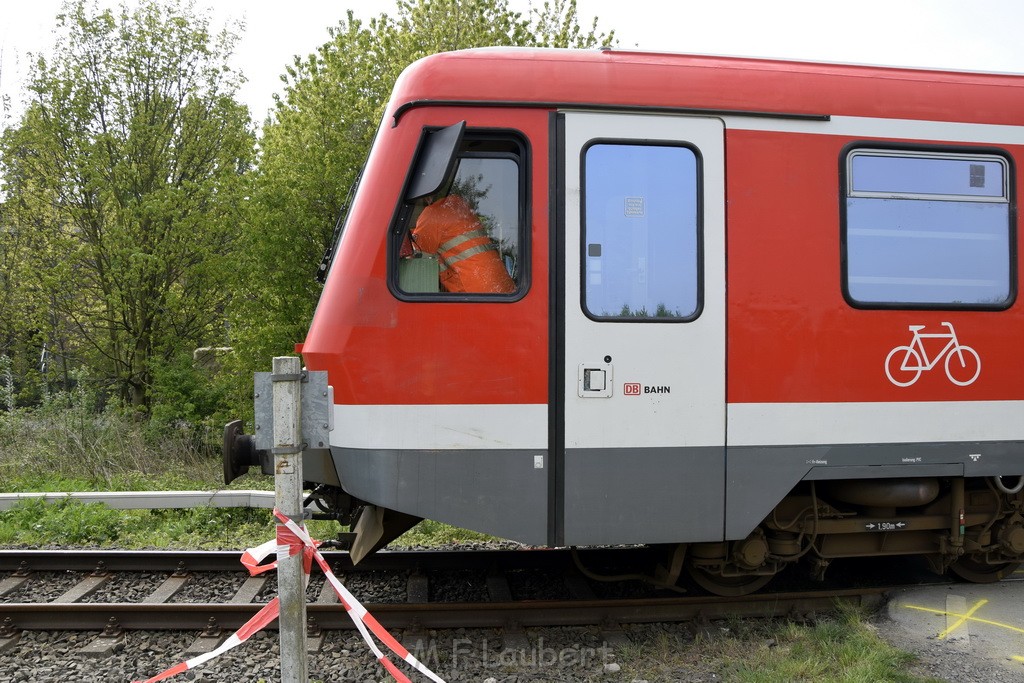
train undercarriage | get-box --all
[305,474,1024,597]
[329,475,1024,597]
[223,432,1024,596]
[682,476,1024,595]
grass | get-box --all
[0,400,285,549]
[0,403,493,550]
[0,397,223,490]
[616,605,939,683]
[389,518,498,547]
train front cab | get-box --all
[300,56,1024,594]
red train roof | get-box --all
[388,47,1023,126]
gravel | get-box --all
[505,569,570,601]
[427,569,489,603]
[327,570,409,605]
[0,626,629,682]
[80,572,166,604]
[173,572,249,604]
[254,574,333,604]
[3,608,1024,681]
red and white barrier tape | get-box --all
[132,509,446,683]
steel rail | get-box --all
[0,589,887,633]
[0,547,660,573]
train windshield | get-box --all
[395,131,525,297]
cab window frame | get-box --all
[389,126,531,303]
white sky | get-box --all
[1,0,1023,126]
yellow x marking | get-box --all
[905,598,1024,643]
[941,598,987,639]
[903,598,1024,666]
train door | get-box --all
[558,112,726,545]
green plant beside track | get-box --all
[1,399,269,549]
[617,606,940,682]
[0,401,488,549]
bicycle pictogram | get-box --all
[884,322,981,387]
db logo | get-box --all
[623,383,642,396]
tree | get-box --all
[231,0,614,376]
[0,0,254,410]
[0,56,9,129]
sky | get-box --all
[1,0,1023,126]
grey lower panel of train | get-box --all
[328,440,1024,547]
[726,440,1024,538]
[332,446,724,546]
[562,447,725,545]
[334,448,550,544]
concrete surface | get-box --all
[886,568,1024,676]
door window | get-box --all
[582,143,701,320]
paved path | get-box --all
[885,568,1024,678]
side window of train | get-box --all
[582,142,701,321]
[394,125,526,299]
[842,148,1014,309]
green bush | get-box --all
[0,388,218,491]
[0,497,138,545]
[149,350,236,433]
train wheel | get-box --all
[687,566,775,596]
[949,556,1020,583]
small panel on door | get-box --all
[578,362,613,398]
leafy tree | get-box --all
[0,107,77,405]
[231,0,614,377]
[525,0,613,48]
[387,0,610,57]
[0,55,12,128]
[0,0,254,410]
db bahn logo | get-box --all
[623,383,671,396]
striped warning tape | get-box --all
[132,509,446,683]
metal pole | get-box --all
[272,356,308,683]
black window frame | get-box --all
[580,138,705,323]
[388,126,531,303]
[839,142,1017,311]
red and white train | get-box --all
[227,47,1024,594]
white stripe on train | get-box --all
[330,400,1024,450]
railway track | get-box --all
[3,549,1021,683]
[1,547,887,652]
